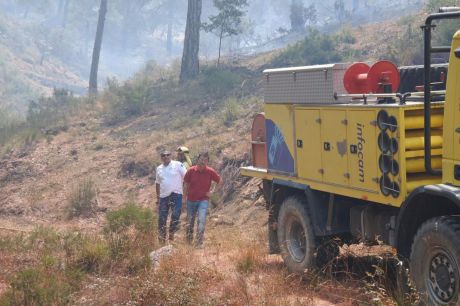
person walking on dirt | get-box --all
[155,150,186,243]
[176,146,192,170]
[183,152,222,248]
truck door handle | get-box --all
[324,142,331,151]
[350,144,358,154]
[297,140,303,148]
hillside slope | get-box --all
[0,13,86,113]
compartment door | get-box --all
[321,110,349,186]
[347,110,379,192]
[295,109,322,181]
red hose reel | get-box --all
[343,60,400,94]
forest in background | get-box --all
[0,0,425,113]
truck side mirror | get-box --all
[456,47,460,59]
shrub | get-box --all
[105,203,154,235]
[104,204,155,273]
[0,268,74,306]
[103,77,153,123]
[67,179,97,218]
[0,108,22,146]
[200,67,241,98]
[272,29,343,67]
[74,236,110,273]
[26,88,77,131]
[222,97,241,127]
[27,226,61,252]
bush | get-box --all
[0,88,80,148]
[104,204,155,273]
[74,236,110,273]
[67,179,97,218]
[103,77,153,122]
[0,108,22,146]
[200,67,241,98]
[222,98,241,127]
[271,29,343,67]
[0,268,72,306]
[26,88,77,131]
[105,203,154,235]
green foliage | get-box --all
[203,0,248,38]
[222,97,241,127]
[200,66,242,98]
[103,76,152,122]
[67,178,97,218]
[0,108,22,146]
[26,88,76,130]
[27,226,61,250]
[72,235,110,273]
[105,203,154,234]
[104,203,155,273]
[0,268,74,306]
[203,0,248,62]
[336,27,357,44]
[0,88,81,148]
[272,29,343,67]
[101,63,249,125]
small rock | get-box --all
[212,215,234,226]
[149,245,174,271]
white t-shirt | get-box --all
[155,160,186,198]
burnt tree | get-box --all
[89,0,108,95]
[180,0,202,84]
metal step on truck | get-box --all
[241,7,460,305]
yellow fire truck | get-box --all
[241,8,460,305]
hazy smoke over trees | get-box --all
[0,0,424,85]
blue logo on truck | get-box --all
[266,119,294,173]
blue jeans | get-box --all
[186,200,208,246]
[158,193,182,243]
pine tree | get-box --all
[202,0,248,65]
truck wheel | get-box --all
[410,216,460,305]
[277,196,316,273]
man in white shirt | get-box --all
[155,150,186,243]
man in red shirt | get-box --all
[183,152,222,247]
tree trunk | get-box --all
[89,0,108,95]
[217,27,223,66]
[166,1,173,55]
[180,0,202,84]
[61,0,70,28]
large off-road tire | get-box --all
[410,216,460,305]
[277,196,316,273]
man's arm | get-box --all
[206,169,222,197]
[155,183,160,205]
[183,181,189,204]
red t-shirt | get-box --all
[184,166,221,201]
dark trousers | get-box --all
[158,193,182,243]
